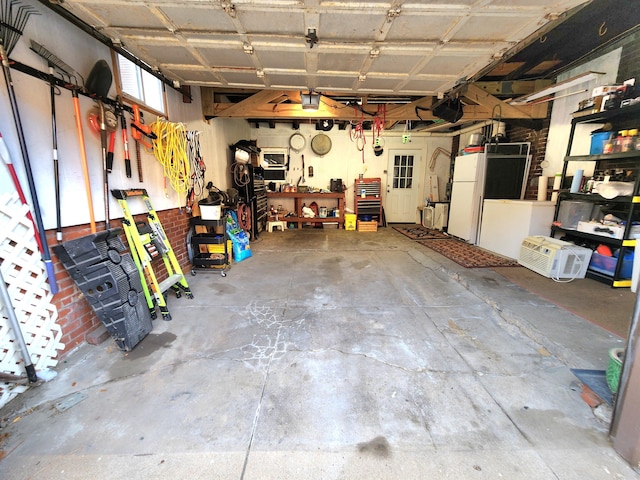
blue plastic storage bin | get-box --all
[590,132,612,155]
[588,252,633,279]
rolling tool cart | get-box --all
[188,215,231,276]
[355,177,383,226]
[111,189,193,321]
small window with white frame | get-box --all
[115,53,165,114]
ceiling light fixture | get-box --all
[369,48,380,58]
[243,43,254,54]
[358,74,367,82]
[256,69,264,78]
[301,91,320,110]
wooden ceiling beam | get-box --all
[212,89,291,117]
[204,86,547,122]
[210,103,546,121]
[459,84,548,119]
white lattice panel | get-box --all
[0,193,64,409]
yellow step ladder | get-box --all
[111,189,193,320]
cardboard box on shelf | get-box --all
[592,85,622,97]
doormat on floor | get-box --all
[571,369,613,406]
[417,239,520,268]
[392,225,450,240]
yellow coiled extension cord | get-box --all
[150,118,191,196]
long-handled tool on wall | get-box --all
[85,59,113,230]
[106,128,116,173]
[0,268,38,383]
[29,39,97,235]
[71,87,97,233]
[30,41,72,242]
[48,69,62,242]
[120,106,132,178]
[0,132,44,255]
[131,104,156,183]
[0,13,58,293]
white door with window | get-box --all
[385,150,421,223]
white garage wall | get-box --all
[250,123,453,214]
[543,48,622,178]
[0,0,245,229]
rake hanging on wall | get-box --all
[0,0,39,55]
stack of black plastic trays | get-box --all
[52,229,152,351]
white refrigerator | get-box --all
[448,152,486,243]
[448,145,531,244]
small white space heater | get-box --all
[518,236,593,279]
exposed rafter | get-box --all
[201,86,549,125]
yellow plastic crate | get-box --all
[345,213,357,231]
[206,240,232,257]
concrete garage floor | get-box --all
[1,227,638,479]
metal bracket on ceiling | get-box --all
[305,28,318,48]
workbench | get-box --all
[266,191,345,229]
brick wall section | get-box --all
[506,119,551,200]
[615,30,640,84]
[48,208,191,356]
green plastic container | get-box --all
[606,348,624,394]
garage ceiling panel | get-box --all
[240,11,304,35]
[257,50,306,71]
[51,0,600,125]
[421,55,491,76]
[57,0,589,96]
[317,52,364,74]
[368,55,426,75]
[158,6,236,32]
[385,15,460,42]
[316,74,361,91]
[450,15,541,42]
[141,45,198,65]
[196,47,255,69]
[319,12,382,41]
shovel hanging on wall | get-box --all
[85,60,113,229]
